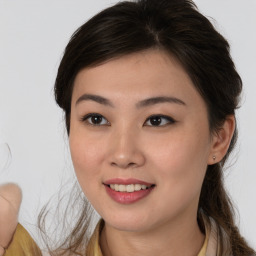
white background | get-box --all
[0,0,255,249]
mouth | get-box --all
[103,179,156,204]
[105,183,156,193]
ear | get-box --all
[208,115,236,165]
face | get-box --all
[69,50,215,232]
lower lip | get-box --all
[104,185,155,204]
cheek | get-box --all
[149,127,210,191]
[69,131,105,192]
[148,136,210,219]
[151,129,209,168]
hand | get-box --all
[0,183,22,255]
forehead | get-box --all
[71,49,202,107]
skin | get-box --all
[0,183,22,256]
[0,49,234,255]
[70,49,235,256]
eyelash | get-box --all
[80,113,176,127]
[145,114,176,126]
[80,113,110,126]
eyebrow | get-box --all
[76,94,114,107]
[136,96,186,108]
[76,94,186,108]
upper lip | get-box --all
[103,178,154,186]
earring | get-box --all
[212,155,216,161]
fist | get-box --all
[0,183,22,252]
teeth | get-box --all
[141,185,147,190]
[119,184,125,192]
[134,184,141,191]
[127,184,134,192]
[109,184,151,192]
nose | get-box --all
[108,128,145,169]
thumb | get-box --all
[0,183,22,249]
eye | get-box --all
[80,113,110,126]
[144,115,175,127]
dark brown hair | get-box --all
[40,0,255,255]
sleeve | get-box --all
[5,224,42,256]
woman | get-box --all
[0,0,255,255]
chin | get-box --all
[103,213,154,232]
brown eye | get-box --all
[90,115,103,124]
[81,113,110,126]
[144,115,175,127]
[149,116,162,126]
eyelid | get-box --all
[80,113,110,126]
[144,114,176,126]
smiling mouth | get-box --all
[105,184,155,193]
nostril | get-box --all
[110,161,136,169]
[109,147,146,169]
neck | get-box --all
[100,214,205,256]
